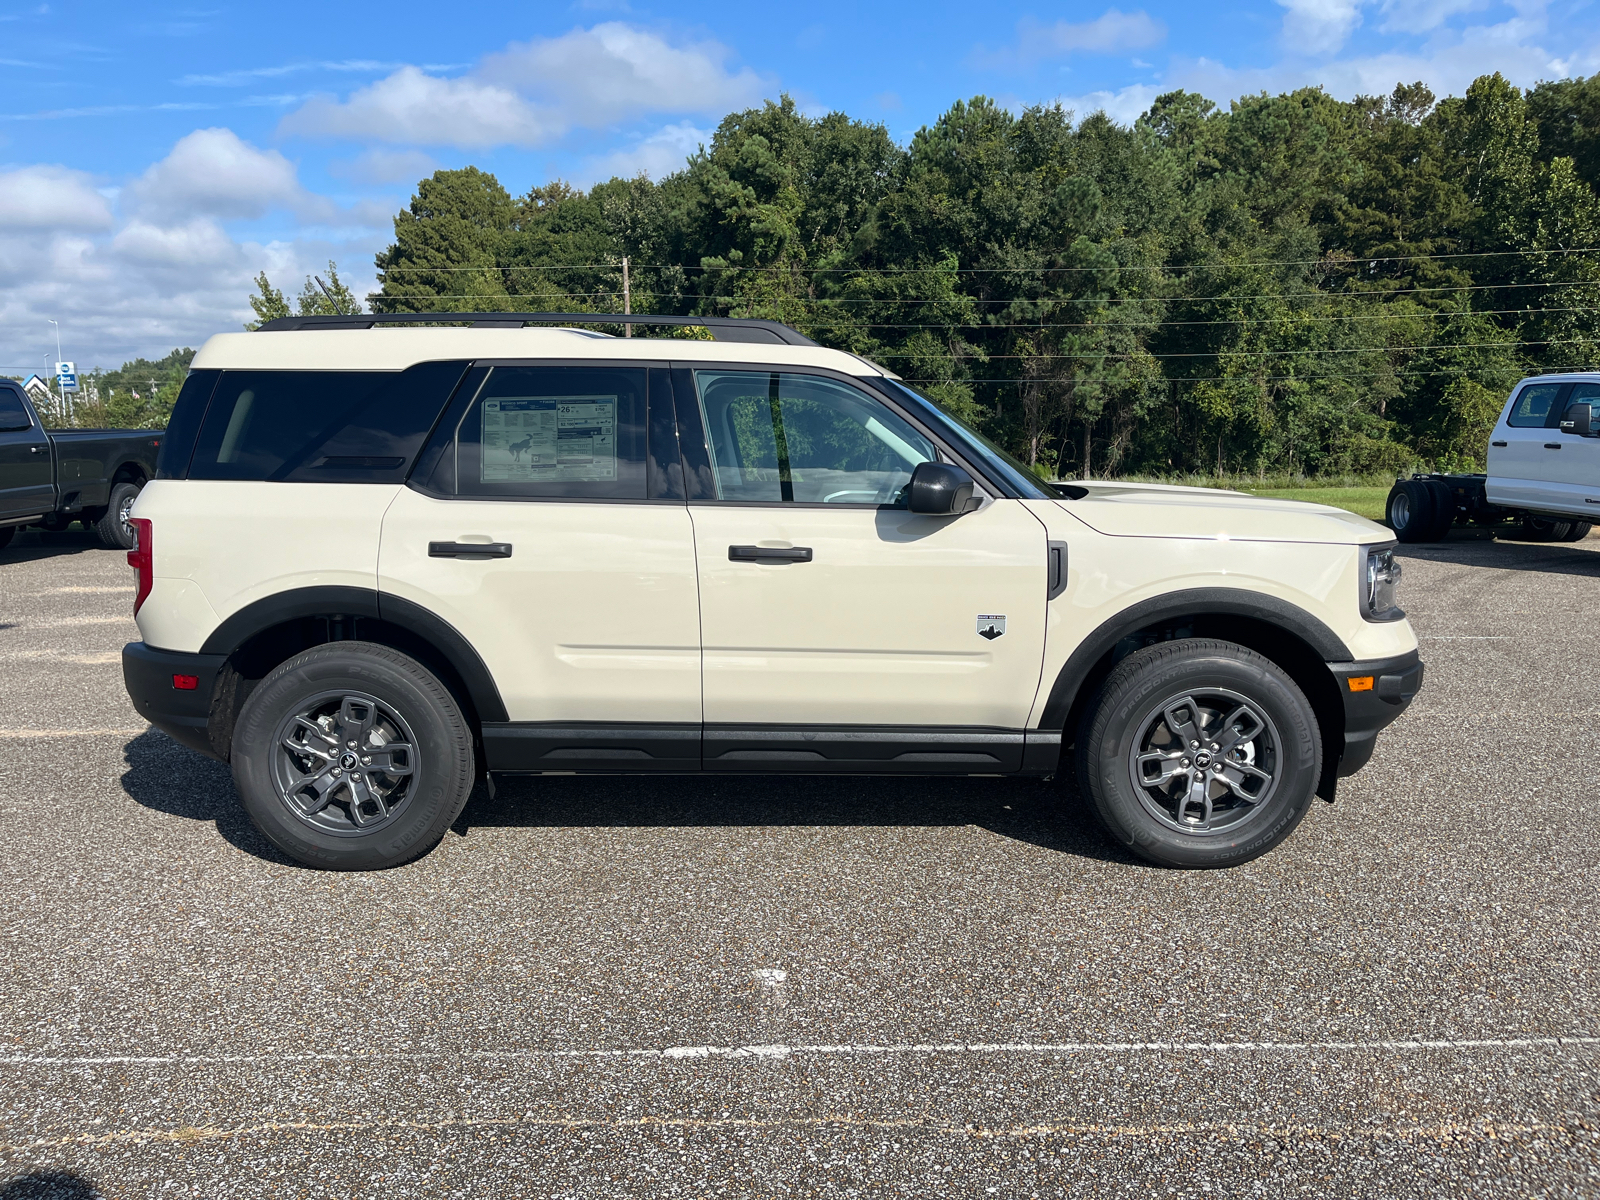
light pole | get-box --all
[47,319,65,424]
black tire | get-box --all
[1074,639,1321,869]
[231,641,475,870]
[1517,515,1574,542]
[1387,480,1440,542]
[1559,520,1593,542]
[0,526,12,552]
[94,481,141,549]
[1422,479,1457,540]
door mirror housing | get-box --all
[1561,402,1594,436]
[907,461,977,515]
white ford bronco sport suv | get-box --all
[121,313,1423,872]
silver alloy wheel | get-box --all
[1390,491,1411,528]
[117,488,137,543]
[270,690,419,836]
[1127,688,1281,836]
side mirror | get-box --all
[907,461,977,515]
[1561,402,1594,436]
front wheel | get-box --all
[1074,639,1322,869]
[231,641,475,870]
[1517,515,1575,542]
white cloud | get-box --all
[1053,83,1167,125]
[282,66,553,149]
[580,121,710,185]
[330,148,439,186]
[129,127,324,221]
[1176,5,1570,103]
[111,217,243,267]
[1377,0,1487,35]
[0,165,114,230]
[0,131,387,372]
[281,22,769,150]
[1277,0,1364,55]
[976,8,1166,67]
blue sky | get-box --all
[1,0,1596,371]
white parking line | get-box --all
[2,1034,1594,1067]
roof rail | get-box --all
[253,312,818,347]
[1530,365,1600,376]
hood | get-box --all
[1053,481,1390,545]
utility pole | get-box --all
[622,256,631,337]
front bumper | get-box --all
[122,642,227,759]
[1328,649,1424,777]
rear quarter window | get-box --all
[186,362,469,483]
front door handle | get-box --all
[29,446,44,454]
[1491,441,1508,447]
[429,541,513,558]
[729,545,813,563]
[1545,443,1562,450]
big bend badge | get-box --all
[976,614,1006,641]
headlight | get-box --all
[1362,544,1404,621]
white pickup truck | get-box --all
[1387,370,1600,542]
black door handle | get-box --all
[429,541,513,558]
[29,446,44,454]
[729,545,813,563]
[1491,441,1508,447]
[1545,443,1561,450]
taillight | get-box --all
[128,518,152,615]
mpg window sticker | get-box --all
[480,396,618,483]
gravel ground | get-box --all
[1,525,1597,1198]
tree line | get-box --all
[250,73,1600,479]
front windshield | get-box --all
[872,378,1060,500]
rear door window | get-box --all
[187,362,469,482]
[453,365,649,499]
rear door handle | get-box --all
[729,545,813,563]
[1545,443,1562,450]
[429,541,513,558]
[1490,441,1508,447]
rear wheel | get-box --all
[231,641,475,870]
[1387,480,1441,542]
[1422,479,1457,540]
[94,481,141,549]
[1517,515,1575,542]
[1075,639,1321,869]
[1560,520,1593,542]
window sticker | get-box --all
[481,396,618,482]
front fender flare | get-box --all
[1039,587,1352,730]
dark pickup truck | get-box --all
[0,381,162,551]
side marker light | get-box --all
[1347,676,1374,692]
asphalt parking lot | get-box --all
[1,527,1597,1198]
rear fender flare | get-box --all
[199,585,508,723]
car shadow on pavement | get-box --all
[1396,535,1600,577]
[456,772,1146,866]
[119,729,1142,868]
[0,1171,102,1199]
[0,530,110,562]
[118,730,298,867]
